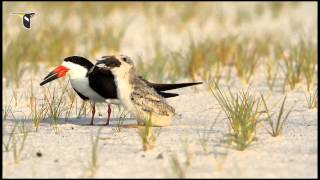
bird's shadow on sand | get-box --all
[3,116,138,127]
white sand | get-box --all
[2,82,317,178]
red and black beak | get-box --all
[40,66,69,86]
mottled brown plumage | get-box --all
[97,55,176,126]
[130,76,175,126]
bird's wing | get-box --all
[131,78,175,116]
[72,87,89,101]
[11,13,25,17]
[87,66,118,99]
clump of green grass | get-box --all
[85,127,102,178]
[3,103,15,152]
[255,3,266,17]
[64,88,76,120]
[278,45,303,91]
[261,95,294,137]
[29,81,48,132]
[77,101,88,119]
[91,19,130,54]
[196,112,220,154]
[30,98,48,132]
[150,43,170,82]
[114,105,129,132]
[300,40,317,91]
[305,88,318,109]
[212,35,239,66]
[138,114,161,151]
[269,2,285,18]
[175,2,200,27]
[3,119,17,152]
[43,83,69,133]
[266,59,279,91]
[169,136,193,178]
[234,42,260,85]
[11,88,20,107]
[170,153,187,178]
[3,97,13,121]
[12,119,30,164]
[234,8,252,26]
[165,52,188,83]
[185,38,223,83]
[135,37,171,82]
[278,40,317,91]
[3,125,17,152]
[4,33,36,87]
[210,83,261,151]
[43,27,76,66]
[211,143,229,172]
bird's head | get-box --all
[95,55,134,77]
[40,56,93,86]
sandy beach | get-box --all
[3,76,318,178]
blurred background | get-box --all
[2,2,317,87]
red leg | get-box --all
[106,104,111,125]
[90,105,95,125]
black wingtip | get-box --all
[151,81,203,91]
[158,92,179,98]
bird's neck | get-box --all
[68,69,88,80]
[113,69,135,102]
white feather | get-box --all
[24,16,29,22]
[62,61,119,104]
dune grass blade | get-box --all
[278,40,316,91]
[300,40,317,91]
[261,95,294,137]
[305,89,318,109]
[114,105,129,132]
[266,59,279,91]
[43,83,69,133]
[30,90,48,132]
[196,112,220,154]
[12,119,29,164]
[77,101,88,119]
[169,136,194,178]
[31,99,47,132]
[138,113,161,151]
[234,42,259,85]
[3,122,17,152]
[185,38,223,83]
[170,153,186,178]
[65,89,76,120]
[85,127,102,178]
[45,84,68,120]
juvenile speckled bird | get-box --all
[96,55,176,127]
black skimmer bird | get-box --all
[40,56,202,125]
[11,12,36,29]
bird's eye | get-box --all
[123,57,128,62]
